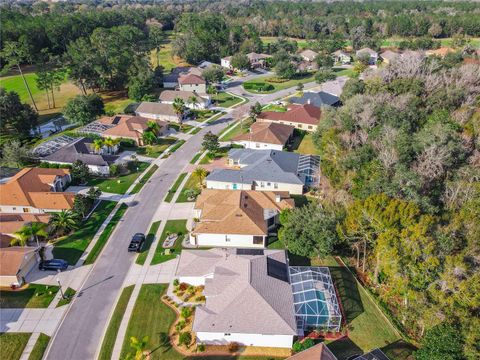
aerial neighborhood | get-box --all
[0,1,479,360]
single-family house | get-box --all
[178,73,207,93]
[299,49,319,63]
[88,115,168,146]
[135,102,183,123]
[0,168,74,214]
[380,50,399,65]
[332,50,351,65]
[159,90,211,109]
[287,343,337,360]
[163,67,193,88]
[197,60,217,70]
[220,56,233,69]
[206,149,320,194]
[231,122,294,151]
[257,103,322,132]
[190,189,294,248]
[41,137,119,176]
[356,47,379,65]
[0,213,51,240]
[289,91,340,108]
[221,52,271,70]
[0,247,40,287]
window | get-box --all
[253,236,263,245]
[260,182,265,188]
[224,333,231,336]
[298,124,303,128]
[267,182,271,187]
[23,208,30,213]
[255,143,260,148]
[274,183,278,189]
[267,217,275,227]
[225,235,231,242]
[308,125,313,129]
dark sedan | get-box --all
[128,233,145,252]
[39,259,69,271]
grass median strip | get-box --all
[151,219,187,265]
[28,333,50,360]
[56,288,77,308]
[161,139,185,159]
[189,152,202,164]
[0,333,31,360]
[130,164,158,194]
[84,203,129,265]
[98,285,135,360]
[136,221,161,265]
[164,173,187,203]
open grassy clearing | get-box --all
[0,333,31,360]
[84,203,129,265]
[136,221,161,265]
[98,285,135,360]
[243,73,315,94]
[260,36,310,48]
[52,200,116,264]
[137,137,177,158]
[164,172,187,202]
[0,284,59,308]
[150,220,187,265]
[131,164,159,194]
[212,92,244,108]
[149,31,190,72]
[87,161,149,194]
[292,132,318,155]
[28,333,50,360]
[176,173,201,203]
[333,67,356,78]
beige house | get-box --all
[0,247,40,287]
[178,73,207,93]
[299,49,319,62]
[231,122,294,151]
[257,104,322,132]
[159,90,211,109]
[135,102,183,123]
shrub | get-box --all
[178,332,192,347]
[178,282,188,291]
[109,164,119,176]
[302,338,315,349]
[292,341,303,353]
[197,344,205,352]
[175,320,186,331]
[173,279,179,287]
[195,295,206,302]
[187,285,195,295]
[181,306,192,319]
[227,342,240,352]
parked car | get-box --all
[128,233,146,252]
[39,259,69,271]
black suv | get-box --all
[128,233,145,252]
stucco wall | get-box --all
[257,118,317,132]
[196,332,294,348]
[194,233,265,248]
[206,180,303,195]
[232,140,283,151]
[179,83,206,93]
[0,205,43,214]
[135,112,179,123]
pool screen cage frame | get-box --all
[288,266,342,332]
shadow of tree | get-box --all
[328,266,364,323]
[381,339,417,360]
[328,337,363,360]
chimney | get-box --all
[275,194,281,203]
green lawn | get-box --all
[293,132,318,155]
[136,221,161,265]
[52,200,117,265]
[260,36,309,48]
[191,109,220,122]
[206,111,227,124]
[0,333,31,360]
[150,220,187,265]
[120,284,181,360]
[217,121,238,139]
[56,287,76,307]
[131,164,159,194]
[212,92,244,108]
[87,162,149,194]
[84,203,129,265]
[0,284,59,308]
[28,333,50,360]
[189,152,203,164]
[176,174,201,203]
[149,30,190,72]
[98,285,135,360]
[164,173,187,202]
[219,120,252,141]
[190,127,202,135]
[333,67,357,78]
[161,140,185,158]
[262,104,287,112]
[137,137,177,158]
[199,146,232,164]
[168,123,194,133]
[243,74,315,94]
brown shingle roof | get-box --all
[0,213,51,235]
[100,115,167,140]
[178,73,206,85]
[135,102,177,117]
[193,190,294,236]
[232,122,294,146]
[287,343,337,360]
[0,168,74,210]
[0,246,37,276]
[159,90,208,103]
[258,104,321,126]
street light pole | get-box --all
[57,270,66,299]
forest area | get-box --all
[0,2,479,359]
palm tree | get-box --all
[129,336,150,360]
[49,210,78,236]
[93,138,104,154]
[193,167,209,186]
[188,95,199,110]
[103,137,119,154]
[172,97,186,125]
[12,222,48,247]
[146,120,160,135]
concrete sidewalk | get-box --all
[0,307,66,336]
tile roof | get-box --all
[0,213,51,235]
[0,246,38,276]
[258,104,321,126]
[287,343,337,360]
[43,138,119,166]
[232,122,294,145]
[289,91,340,108]
[0,168,74,210]
[206,149,305,185]
[193,189,294,236]
[178,73,206,85]
[135,102,177,117]
[159,90,208,104]
[177,248,297,335]
[99,115,167,140]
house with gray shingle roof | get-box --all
[205,149,320,195]
[289,91,340,108]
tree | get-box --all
[12,222,48,247]
[340,78,365,102]
[92,139,104,153]
[86,187,102,202]
[193,167,209,185]
[249,102,263,120]
[414,323,465,360]
[0,88,38,140]
[279,202,338,259]
[178,332,192,347]
[49,210,78,236]
[129,336,149,360]
[72,194,93,219]
[71,160,90,185]
[63,94,104,125]
[0,140,32,167]
[274,60,296,79]
[230,53,250,70]
[315,53,334,68]
[172,97,186,124]
[142,131,157,145]
[1,39,38,111]
[103,137,120,155]
[148,26,164,68]
[188,95,199,110]
[315,68,336,84]
[202,131,219,153]
[202,66,224,84]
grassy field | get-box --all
[137,137,177,158]
[87,161,149,194]
[176,173,201,203]
[260,36,310,48]
[136,221,161,265]
[28,333,50,360]
[243,74,315,94]
[199,146,232,164]
[56,287,76,308]
[0,333,31,360]
[218,120,252,141]
[293,132,318,155]
[162,139,185,158]
[149,31,190,72]
[212,92,244,108]
[84,203,129,265]
[52,200,116,264]
[0,284,59,308]
[164,172,187,202]
[151,220,187,265]
[131,164,159,194]
[263,104,287,112]
[333,67,356,78]
[99,285,135,360]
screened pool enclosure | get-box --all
[288,266,342,332]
